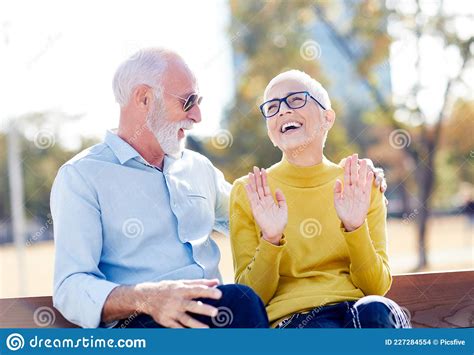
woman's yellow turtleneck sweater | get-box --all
[230,156,392,327]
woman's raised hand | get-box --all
[334,154,373,232]
[245,167,287,245]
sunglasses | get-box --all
[167,92,203,112]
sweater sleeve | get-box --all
[341,185,392,296]
[229,180,286,305]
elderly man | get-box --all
[51,48,268,328]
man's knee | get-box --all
[218,284,261,303]
[215,284,268,328]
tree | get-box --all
[313,0,473,269]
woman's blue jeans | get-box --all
[278,295,412,328]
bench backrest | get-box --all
[1,270,472,328]
[0,296,76,328]
[385,270,473,328]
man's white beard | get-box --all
[146,104,194,158]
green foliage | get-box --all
[441,99,474,185]
[0,114,99,223]
[0,134,9,219]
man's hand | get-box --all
[334,154,373,232]
[245,167,287,245]
[102,279,222,328]
[339,156,387,193]
[137,279,222,328]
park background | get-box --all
[0,0,473,297]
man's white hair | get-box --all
[264,69,331,111]
[112,47,174,107]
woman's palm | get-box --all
[250,193,288,238]
[245,167,287,244]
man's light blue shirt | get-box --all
[51,131,230,328]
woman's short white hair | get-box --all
[263,69,331,110]
[112,47,174,107]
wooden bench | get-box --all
[385,269,473,328]
[0,296,76,328]
[1,270,472,328]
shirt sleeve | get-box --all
[50,164,119,328]
[230,180,286,304]
[210,163,231,236]
[341,185,392,296]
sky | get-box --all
[0,0,234,148]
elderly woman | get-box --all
[230,70,410,328]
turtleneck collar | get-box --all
[268,155,341,188]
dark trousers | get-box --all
[115,284,269,328]
[278,295,411,328]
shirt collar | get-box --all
[104,130,141,165]
[104,130,185,169]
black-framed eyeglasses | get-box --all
[259,91,326,119]
[167,92,203,112]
